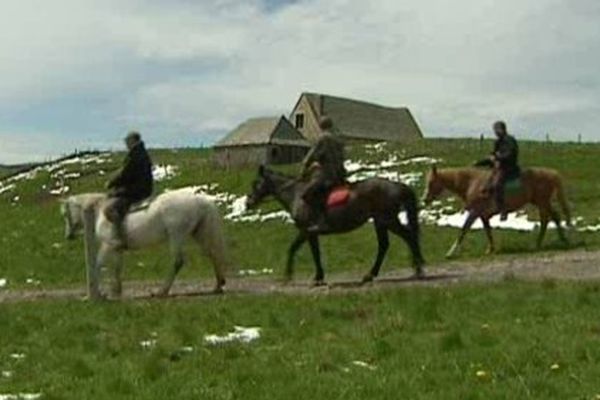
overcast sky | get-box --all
[0,0,599,163]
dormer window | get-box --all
[295,114,305,129]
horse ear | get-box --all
[258,164,265,176]
[431,164,438,175]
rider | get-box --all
[475,121,520,221]
[301,116,347,233]
[106,131,154,248]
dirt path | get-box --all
[2,249,600,304]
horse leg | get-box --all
[110,250,124,298]
[308,235,325,286]
[481,217,495,255]
[91,243,112,301]
[550,207,569,245]
[193,213,227,294]
[362,222,390,283]
[156,245,185,298]
[536,208,550,249]
[446,212,478,258]
[387,218,425,278]
[286,233,307,282]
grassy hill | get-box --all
[2,138,600,399]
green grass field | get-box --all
[1,138,600,399]
[2,282,600,399]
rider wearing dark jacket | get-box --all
[301,116,346,232]
[106,131,154,248]
[475,121,520,220]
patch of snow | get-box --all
[0,184,15,195]
[49,186,70,196]
[0,393,42,400]
[0,279,6,288]
[352,360,377,371]
[153,165,178,181]
[238,268,274,277]
[423,209,539,232]
[1,371,12,378]
[9,354,25,360]
[204,326,261,345]
[364,142,387,153]
[398,156,440,166]
[139,339,157,349]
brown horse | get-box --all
[246,165,425,285]
[422,166,571,258]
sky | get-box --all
[0,0,599,163]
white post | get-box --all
[82,206,101,300]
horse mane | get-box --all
[67,193,106,210]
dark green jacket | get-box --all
[493,134,520,175]
[108,142,153,202]
[302,133,346,182]
[475,134,520,176]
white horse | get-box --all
[60,187,230,300]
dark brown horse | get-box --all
[246,165,425,284]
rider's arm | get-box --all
[474,158,494,167]
[494,138,517,162]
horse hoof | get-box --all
[312,279,327,287]
[151,290,169,299]
[212,286,224,295]
[445,251,457,259]
[361,274,374,284]
[85,292,107,302]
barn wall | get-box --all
[267,145,309,165]
[289,95,322,142]
[213,146,269,168]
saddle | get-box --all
[326,186,351,209]
[103,196,154,223]
[481,175,524,199]
[503,176,524,195]
[129,197,154,213]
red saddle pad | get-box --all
[327,187,351,209]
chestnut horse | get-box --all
[423,166,571,258]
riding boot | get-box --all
[306,214,330,233]
[112,218,128,250]
[495,188,508,221]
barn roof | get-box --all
[300,92,423,141]
[215,116,310,148]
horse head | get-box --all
[422,165,444,205]
[246,164,276,209]
[60,197,84,240]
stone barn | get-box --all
[289,92,423,142]
[213,116,310,168]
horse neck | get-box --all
[71,193,106,213]
[268,173,300,212]
[438,169,473,200]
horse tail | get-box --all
[403,186,420,240]
[194,200,233,283]
[554,175,571,227]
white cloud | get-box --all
[1,0,600,162]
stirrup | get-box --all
[307,222,329,233]
[499,210,508,221]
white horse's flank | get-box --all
[61,188,230,300]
